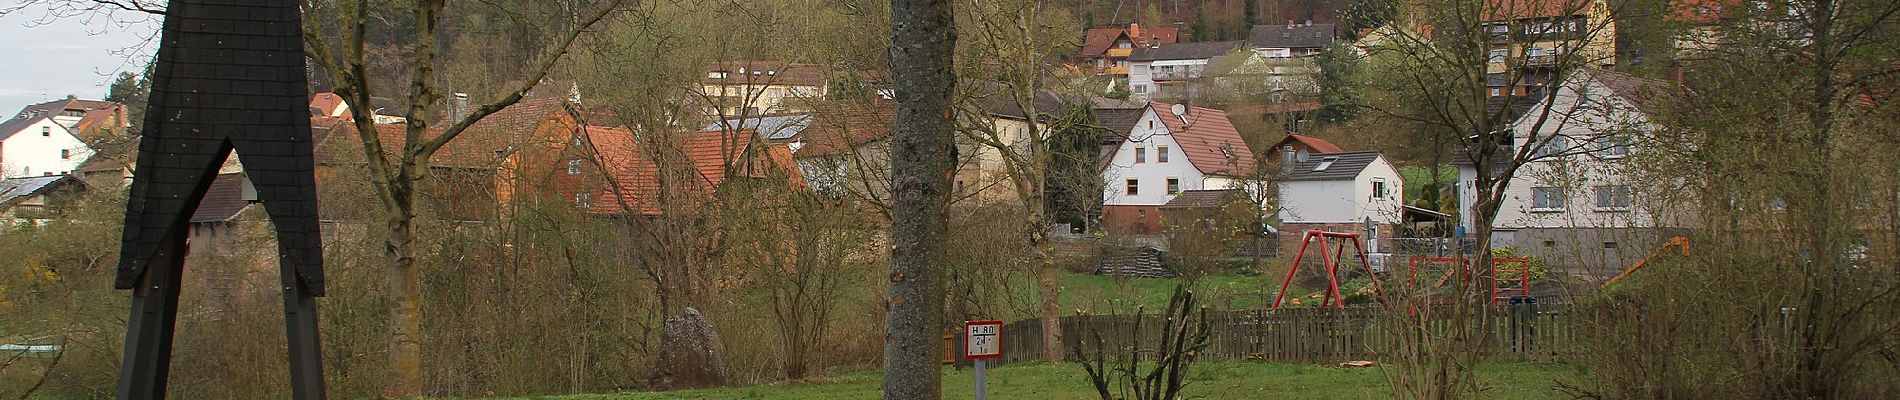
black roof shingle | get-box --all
[1281,151,1382,181]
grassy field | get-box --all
[496,362,1584,399]
[1056,272,1288,312]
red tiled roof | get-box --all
[1151,102,1256,177]
[317,96,571,168]
[583,127,805,215]
[309,92,351,118]
[1271,133,1344,154]
[1483,0,1592,21]
[1080,24,1181,58]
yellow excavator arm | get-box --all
[1605,236,1691,287]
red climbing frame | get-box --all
[1271,230,1381,310]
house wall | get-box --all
[1,119,93,178]
[700,83,825,116]
[1102,204,1162,235]
[1101,109,1206,208]
[1457,73,1677,235]
[1278,155,1404,224]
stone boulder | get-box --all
[648,308,728,391]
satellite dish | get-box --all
[1169,103,1187,116]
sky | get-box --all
[0,9,158,117]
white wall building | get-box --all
[1126,41,1245,101]
[1454,70,1686,271]
[1277,151,1405,225]
[0,105,98,178]
[1099,102,1256,235]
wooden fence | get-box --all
[950,303,1578,366]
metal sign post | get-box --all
[965,320,1003,400]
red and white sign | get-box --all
[965,320,1003,360]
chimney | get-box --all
[1667,63,1686,86]
[1281,145,1296,172]
[1129,22,1141,38]
[451,92,470,121]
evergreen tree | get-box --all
[1191,9,1211,41]
[1314,43,1363,124]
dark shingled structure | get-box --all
[115,0,323,294]
[114,1,327,398]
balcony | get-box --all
[1104,48,1133,58]
[1103,66,1129,75]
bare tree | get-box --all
[298,1,626,396]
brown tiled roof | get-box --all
[1159,189,1242,209]
[1270,133,1344,153]
[189,173,250,223]
[796,99,897,157]
[1152,102,1256,177]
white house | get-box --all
[1454,69,1684,271]
[1126,41,1245,101]
[1276,150,1405,236]
[1100,102,1256,235]
[1247,22,1336,59]
[0,98,113,178]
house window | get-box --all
[1490,88,1503,96]
[1531,187,1565,211]
[42,126,51,136]
[1156,146,1170,163]
[567,159,583,175]
[60,149,70,159]
[1125,178,1140,196]
[1594,134,1629,158]
[1489,23,1509,34]
[1594,185,1631,210]
[1373,179,1389,198]
[1134,146,1146,163]
[1488,49,1508,63]
[1166,178,1180,194]
[1534,136,1568,158]
[576,192,592,207]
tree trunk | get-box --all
[884,0,957,398]
[383,177,423,399]
[1035,233,1063,362]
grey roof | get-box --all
[1282,151,1382,181]
[0,175,78,205]
[1092,107,1146,142]
[705,114,813,141]
[1248,24,1337,50]
[0,98,86,142]
[1128,40,1247,61]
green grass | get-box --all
[1056,272,1286,313]
[492,361,1583,399]
[1399,166,1457,208]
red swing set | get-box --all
[1270,230,1535,310]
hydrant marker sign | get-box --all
[965,320,1003,360]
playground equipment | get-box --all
[1403,256,1532,305]
[1604,236,1692,287]
[1271,230,1381,310]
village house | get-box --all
[1099,102,1256,235]
[0,97,125,178]
[1247,21,1336,59]
[0,175,85,229]
[698,61,836,118]
[1126,40,1246,102]
[1480,0,1618,97]
[1079,23,1181,79]
[1275,150,1406,250]
[1454,69,1685,272]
